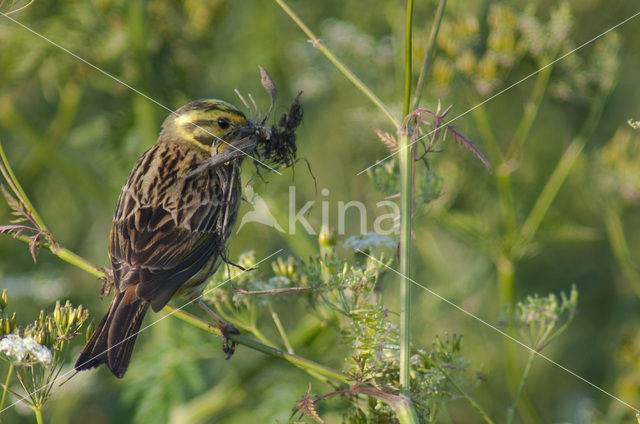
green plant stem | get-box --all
[496,253,515,306]
[163,304,351,385]
[349,387,418,424]
[33,407,43,424]
[398,0,414,396]
[392,396,420,424]
[0,363,13,421]
[247,326,276,349]
[270,307,294,353]
[403,0,414,118]
[506,66,553,161]
[497,166,517,245]
[429,359,494,424]
[411,0,447,110]
[15,235,106,280]
[0,140,47,231]
[50,243,107,279]
[506,350,536,424]
[398,98,414,398]
[273,0,399,128]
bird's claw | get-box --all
[221,323,240,359]
[99,267,115,299]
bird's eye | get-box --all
[217,117,231,130]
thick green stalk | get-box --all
[496,253,515,306]
[33,407,43,424]
[411,0,447,110]
[351,387,418,424]
[506,350,536,424]
[273,0,399,128]
[398,0,414,396]
[163,305,351,385]
[393,397,420,424]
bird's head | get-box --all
[161,99,249,153]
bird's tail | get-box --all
[75,285,149,378]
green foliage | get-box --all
[202,237,478,423]
[0,0,639,422]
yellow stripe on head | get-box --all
[161,99,248,151]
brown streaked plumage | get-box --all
[75,100,249,378]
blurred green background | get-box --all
[1,0,639,422]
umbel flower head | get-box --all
[0,334,53,367]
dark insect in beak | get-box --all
[187,66,303,179]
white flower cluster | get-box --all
[343,232,397,253]
[0,334,53,366]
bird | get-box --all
[75,99,252,378]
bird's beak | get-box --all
[186,128,258,179]
[213,135,258,163]
[218,133,258,155]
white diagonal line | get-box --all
[0,12,281,175]
[0,249,283,415]
[358,250,640,414]
[356,10,640,176]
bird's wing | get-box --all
[109,143,237,312]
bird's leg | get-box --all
[197,299,239,359]
[99,267,115,299]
